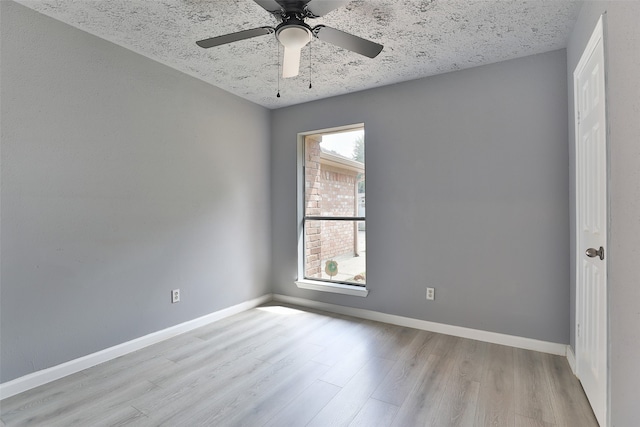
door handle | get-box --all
[585,246,605,260]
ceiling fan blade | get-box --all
[305,0,350,17]
[313,25,383,58]
[196,27,274,49]
[253,0,285,14]
[282,46,302,78]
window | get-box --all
[296,126,367,297]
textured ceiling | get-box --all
[16,0,582,109]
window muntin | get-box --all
[302,129,365,287]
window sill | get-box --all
[295,280,369,297]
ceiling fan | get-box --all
[196,0,384,78]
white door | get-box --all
[574,15,608,427]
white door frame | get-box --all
[573,14,609,427]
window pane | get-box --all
[305,132,364,217]
[304,220,366,286]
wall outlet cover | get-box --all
[426,287,435,301]
[171,289,180,303]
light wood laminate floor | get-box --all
[0,303,598,426]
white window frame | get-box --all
[295,124,369,297]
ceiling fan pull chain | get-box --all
[309,37,313,89]
[277,41,281,98]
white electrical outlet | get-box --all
[426,287,435,301]
[171,289,180,304]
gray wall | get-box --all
[271,49,570,344]
[567,2,640,425]
[0,1,271,383]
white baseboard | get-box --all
[1,293,573,400]
[273,294,568,356]
[0,294,272,400]
[566,344,577,374]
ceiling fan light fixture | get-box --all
[276,25,311,49]
[276,25,311,78]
